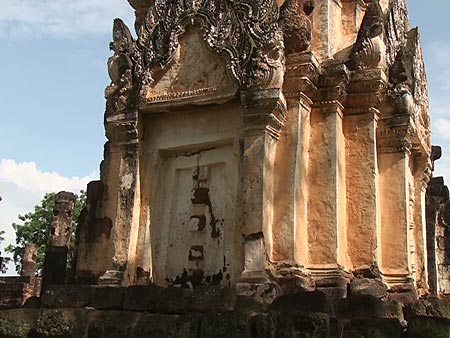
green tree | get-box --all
[6,191,87,273]
[0,229,11,273]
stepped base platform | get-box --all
[2,284,450,338]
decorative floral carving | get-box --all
[350,0,385,70]
[135,0,284,91]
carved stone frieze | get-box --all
[241,88,287,139]
[105,112,139,145]
[283,52,319,99]
[135,0,284,93]
[377,114,415,154]
[316,61,350,105]
[347,69,387,112]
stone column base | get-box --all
[382,273,417,303]
[236,271,281,305]
[98,270,124,286]
[272,264,315,294]
[307,265,351,299]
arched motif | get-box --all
[133,0,284,91]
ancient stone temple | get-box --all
[3,1,450,337]
[73,0,431,300]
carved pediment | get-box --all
[135,0,284,93]
[106,0,287,113]
[142,26,239,108]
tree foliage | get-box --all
[0,230,10,273]
[6,191,87,273]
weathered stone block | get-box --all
[90,287,125,310]
[408,316,450,338]
[317,287,348,301]
[341,318,402,338]
[36,309,90,338]
[123,285,193,314]
[387,285,417,304]
[0,282,27,308]
[190,285,237,312]
[235,295,267,313]
[335,295,402,319]
[404,298,450,320]
[199,312,250,338]
[0,309,39,338]
[269,291,334,315]
[315,277,349,300]
[41,285,92,308]
[349,278,388,298]
[130,313,200,338]
[276,312,330,338]
[87,310,141,338]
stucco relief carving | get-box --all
[106,19,137,114]
[385,0,409,65]
[143,28,239,106]
[377,115,415,153]
[389,51,414,115]
[245,31,286,90]
[387,28,430,155]
[135,0,284,94]
[406,29,430,153]
[350,0,386,70]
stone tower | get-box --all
[73,0,432,300]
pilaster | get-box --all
[236,88,286,301]
[344,69,386,273]
[312,0,343,62]
[307,62,350,297]
[99,111,141,285]
[270,53,318,291]
[377,114,415,289]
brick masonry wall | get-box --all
[0,276,41,309]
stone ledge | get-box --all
[39,284,238,314]
[404,298,450,320]
[2,307,448,338]
[4,287,450,337]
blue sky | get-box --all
[0,0,449,274]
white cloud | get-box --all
[0,159,97,275]
[0,159,94,193]
[0,0,135,39]
[435,118,450,141]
